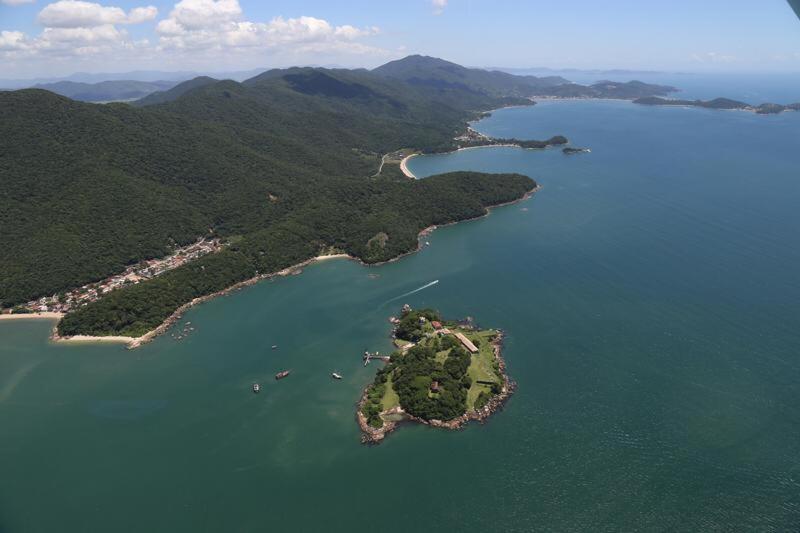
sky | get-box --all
[1,0,799,79]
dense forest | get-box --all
[3,55,653,336]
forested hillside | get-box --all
[1,56,548,336]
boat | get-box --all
[271,345,278,350]
[275,370,291,380]
[332,372,342,380]
[252,383,261,393]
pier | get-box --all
[363,351,391,366]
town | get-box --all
[2,238,224,315]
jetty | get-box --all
[363,351,391,366]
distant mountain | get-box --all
[373,55,568,98]
[634,96,800,114]
[374,55,676,101]
[2,56,545,336]
[134,76,219,106]
[0,68,267,90]
[33,80,179,103]
[491,67,670,76]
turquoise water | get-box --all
[2,99,800,532]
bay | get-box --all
[2,97,800,532]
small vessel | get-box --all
[332,372,342,380]
[271,345,278,350]
[252,383,261,393]
[275,370,291,380]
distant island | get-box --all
[532,80,678,100]
[634,96,800,115]
[359,306,513,444]
[563,147,591,155]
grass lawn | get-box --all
[465,329,501,408]
[381,374,400,411]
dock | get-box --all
[363,351,391,366]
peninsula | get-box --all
[358,306,513,444]
[634,96,800,114]
[1,55,672,343]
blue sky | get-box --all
[1,0,799,78]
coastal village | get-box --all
[359,305,514,444]
[2,238,223,315]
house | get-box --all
[431,321,442,329]
[430,381,440,393]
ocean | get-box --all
[1,89,799,531]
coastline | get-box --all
[7,116,538,350]
[399,153,418,178]
[0,312,63,321]
[358,330,516,444]
[50,184,536,350]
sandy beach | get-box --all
[54,335,136,345]
[0,312,63,321]
[399,154,418,178]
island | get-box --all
[634,96,800,115]
[563,147,591,155]
[358,306,514,444]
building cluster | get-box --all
[9,238,223,314]
[454,126,491,147]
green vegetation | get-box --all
[634,96,800,114]
[361,308,506,429]
[1,56,551,335]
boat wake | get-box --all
[381,280,439,307]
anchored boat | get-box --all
[332,372,342,380]
[275,370,291,380]
[252,383,261,393]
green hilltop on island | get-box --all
[359,306,513,443]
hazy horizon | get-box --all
[2,0,799,79]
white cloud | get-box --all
[165,0,241,30]
[37,0,156,28]
[155,2,382,57]
[691,51,736,64]
[0,30,29,51]
[1,0,386,75]
[432,0,447,15]
[127,6,158,24]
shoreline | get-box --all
[399,153,418,178]
[358,330,516,444]
[46,184,537,350]
[0,312,63,321]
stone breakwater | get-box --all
[358,332,515,445]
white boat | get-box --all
[271,345,278,350]
[252,383,261,393]
[332,372,342,380]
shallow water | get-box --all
[2,98,799,532]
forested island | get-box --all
[359,307,513,444]
[634,96,800,114]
